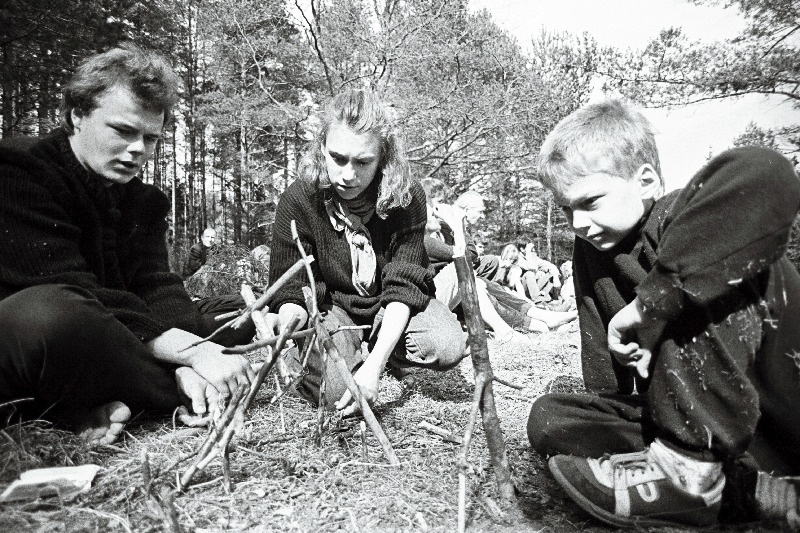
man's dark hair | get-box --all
[60,43,181,133]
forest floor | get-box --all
[0,322,784,532]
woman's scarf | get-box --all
[324,191,377,297]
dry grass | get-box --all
[0,324,784,532]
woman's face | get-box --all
[323,121,382,200]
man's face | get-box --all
[463,199,486,226]
[323,121,381,200]
[69,84,164,186]
[553,171,651,251]
[202,230,217,248]
[475,242,485,255]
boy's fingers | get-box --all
[609,341,639,356]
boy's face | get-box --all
[553,166,659,251]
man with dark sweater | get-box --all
[182,227,217,279]
[0,45,254,445]
[528,99,800,528]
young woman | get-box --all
[267,89,467,415]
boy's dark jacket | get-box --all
[573,147,800,393]
[0,129,207,342]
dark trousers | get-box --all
[0,284,253,424]
[287,299,467,407]
[528,258,800,469]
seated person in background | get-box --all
[0,45,255,445]
[182,227,217,279]
[521,242,561,303]
[426,183,576,333]
[420,178,538,342]
[557,260,576,311]
[527,98,800,529]
[265,89,467,416]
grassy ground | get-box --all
[0,324,785,532]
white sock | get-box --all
[649,439,723,495]
[756,471,798,519]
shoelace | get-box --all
[603,451,663,487]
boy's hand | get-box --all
[607,297,666,379]
[335,359,381,417]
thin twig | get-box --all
[178,385,246,490]
[221,328,314,354]
[492,375,524,390]
[181,257,313,350]
[290,219,398,465]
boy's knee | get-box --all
[527,395,563,455]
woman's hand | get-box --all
[334,358,382,417]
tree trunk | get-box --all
[546,195,553,262]
[2,43,16,138]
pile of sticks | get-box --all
[174,218,517,530]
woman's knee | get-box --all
[404,299,467,369]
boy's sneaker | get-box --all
[756,471,800,529]
[548,450,724,528]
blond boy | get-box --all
[528,99,800,528]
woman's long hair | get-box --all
[500,243,520,264]
[299,89,413,218]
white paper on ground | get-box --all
[0,464,102,503]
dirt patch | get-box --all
[0,325,780,532]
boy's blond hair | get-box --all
[537,99,662,193]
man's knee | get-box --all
[0,285,96,342]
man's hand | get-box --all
[146,328,255,400]
[175,366,218,416]
[334,359,381,417]
[607,297,666,379]
[190,344,255,399]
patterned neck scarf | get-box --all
[324,189,377,297]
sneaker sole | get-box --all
[548,457,714,529]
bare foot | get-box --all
[528,309,577,329]
[527,319,549,333]
[73,401,131,445]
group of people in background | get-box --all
[1,44,798,530]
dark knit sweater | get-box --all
[574,147,800,394]
[0,129,207,342]
[268,178,434,322]
[182,241,208,279]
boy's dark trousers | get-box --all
[0,284,254,423]
[528,257,800,518]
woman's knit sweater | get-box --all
[268,178,434,323]
[0,129,206,342]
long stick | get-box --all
[453,231,516,500]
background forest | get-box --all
[2,0,798,271]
